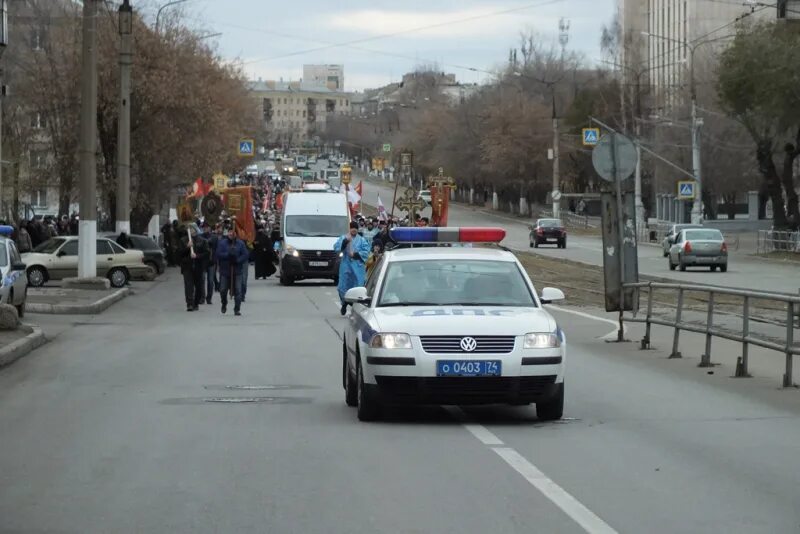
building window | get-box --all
[29,149,47,169]
[32,189,47,208]
[302,110,306,118]
[30,112,47,129]
[31,27,47,51]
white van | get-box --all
[279,191,350,285]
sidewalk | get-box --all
[27,286,131,314]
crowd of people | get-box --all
[0,214,81,253]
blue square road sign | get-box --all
[238,139,255,157]
[582,128,600,146]
[677,181,695,200]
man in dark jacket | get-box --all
[203,223,220,304]
[372,221,396,253]
[216,225,249,316]
[178,224,209,311]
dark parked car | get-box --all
[108,233,166,275]
[530,219,567,249]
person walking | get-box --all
[253,225,276,280]
[334,221,371,316]
[204,223,221,304]
[216,225,249,316]
[116,231,132,249]
[178,224,208,312]
[16,220,33,253]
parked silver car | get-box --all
[668,228,728,272]
[662,224,703,257]
[0,236,28,317]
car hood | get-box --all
[371,306,556,336]
[284,236,338,251]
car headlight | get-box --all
[524,333,561,349]
[285,245,300,257]
[369,333,412,349]
[338,251,344,258]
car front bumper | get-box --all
[281,255,340,280]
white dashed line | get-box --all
[493,447,619,534]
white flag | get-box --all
[377,195,388,221]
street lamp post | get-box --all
[641,31,734,224]
[155,0,189,32]
[0,0,8,218]
[78,0,99,279]
[116,0,133,234]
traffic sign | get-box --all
[677,180,696,200]
[383,143,391,153]
[552,190,562,201]
[238,139,255,157]
[591,133,637,183]
[582,128,600,146]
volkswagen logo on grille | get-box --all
[460,337,477,352]
[316,251,322,256]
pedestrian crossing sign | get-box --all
[677,181,696,200]
[238,139,255,157]
[582,128,600,146]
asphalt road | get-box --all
[357,176,797,294]
[1,271,800,533]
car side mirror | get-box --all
[344,287,370,305]
[11,262,26,271]
[540,287,565,304]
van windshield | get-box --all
[285,215,349,237]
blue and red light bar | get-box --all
[0,225,14,237]
[390,227,506,243]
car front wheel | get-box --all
[27,266,47,288]
[536,382,564,421]
[108,267,129,288]
[357,360,381,421]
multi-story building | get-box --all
[249,80,351,146]
[619,0,777,111]
[302,65,344,91]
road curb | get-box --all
[0,325,47,368]
[27,288,131,315]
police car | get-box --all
[341,227,566,422]
[0,226,28,317]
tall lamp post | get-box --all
[78,0,99,279]
[641,31,735,224]
[0,0,8,218]
[116,0,132,234]
[155,0,189,32]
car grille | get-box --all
[374,376,557,404]
[299,250,338,269]
[420,335,516,354]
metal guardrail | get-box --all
[626,282,800,387]
[537,209,599,229]
[756,230,800,254]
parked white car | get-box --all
[22,237,150,288]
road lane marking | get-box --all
[547,305,624,340]
[493,447,619,534]
[445,406,505,445]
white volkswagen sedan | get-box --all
[342,227,566,422]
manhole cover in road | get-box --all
[203,384,319,391]
[159,396,312,405]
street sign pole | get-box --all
[612,134,625,342]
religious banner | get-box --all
[221,186,255,244]
[177,200,194,222]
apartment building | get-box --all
[249,80,351,145]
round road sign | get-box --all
[591,133,637,183]
[552,190,562,201]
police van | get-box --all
[341,227,567,422]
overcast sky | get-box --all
[142,0,616,91]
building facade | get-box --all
[249,80,351,146]
[302,65,344,91]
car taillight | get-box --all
[721,242,728,253]
[684,241,692,253]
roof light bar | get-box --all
[389,227,506,243]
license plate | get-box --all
[308,261,328,267]
[436,360,501,377]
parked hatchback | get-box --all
[23,237,149,287]
[107,233,166,275]
[668,228,728,272]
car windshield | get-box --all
[539,220,561,227]
[684,230,723,241]
[33,238,66,254]
[377,259,536,307]
[285,215,349,237]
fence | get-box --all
[537,209,599,229]
[625,282,800,387]
[756,230,800,254]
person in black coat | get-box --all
[177,224,209,312]
[253,227,276,280]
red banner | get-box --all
[187,177,211,199]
